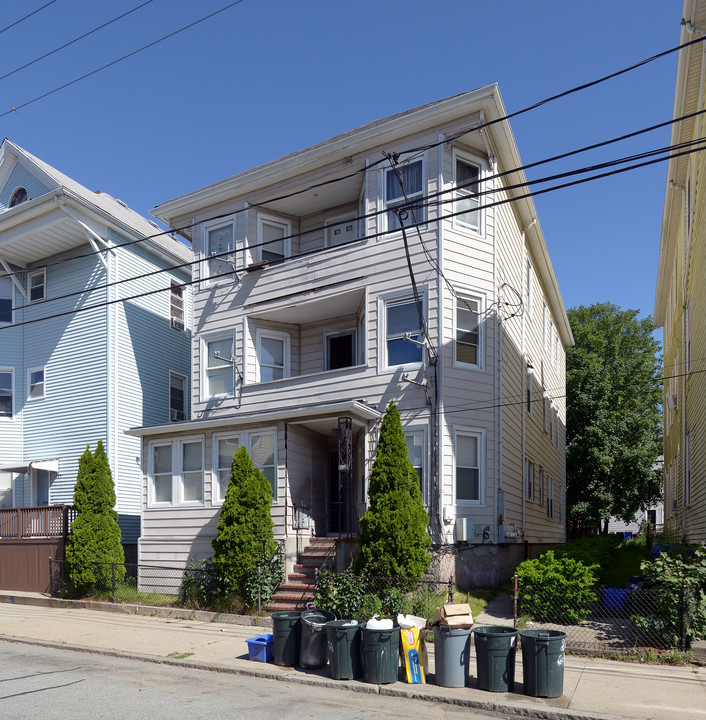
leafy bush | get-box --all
[315,567,366,619]
[356,402,430,580]
[634,545,706,648]
[65,442,125,596]
[359,593,383,619]
[212,446,276,598]
[244,545,285,609]
[517,550,599,624]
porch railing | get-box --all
[0,505,76,539]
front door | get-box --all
[327,452,346,535]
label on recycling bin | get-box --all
[510,635,516,647]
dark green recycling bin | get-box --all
[362,624,400,684]
[520,629,566,698]
[326,620,364,680]
[271,611,302,667]
[472,625,518,692]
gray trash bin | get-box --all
[362,624,400,684]
[433,625,472,687]
[299,608,336,668]
[473,625,518,692]
[520,629,566,698]
[326,620,364,680]
[271,611,302,667]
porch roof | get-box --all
[125,399,381,438]
[0,459,59,473]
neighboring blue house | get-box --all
[0,140,192,559]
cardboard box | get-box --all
[433,603,474,629]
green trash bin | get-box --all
[271,611,302,667]
[300,608,336,668]
[472,625,518,692]
[520,629,566,698]
[326,620,364,680]
[362,624,400,684]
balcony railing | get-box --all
[0,505,76,539]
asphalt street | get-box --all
[0,642,517,720]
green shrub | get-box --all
[383,586,410,617]
[517,550,598,624]
[634,545,706,648]
[314,566,366,619]
[212,446,276,599]
[359,593,383,619]
[65,442,125,596]
[356,402,430,580]
[244,545,285,609]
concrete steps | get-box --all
[265,538,336,613]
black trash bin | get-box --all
[326,620,364,680]
[271,611,302,667]
[520,629,566,698]
[362,623,400,684]
[299,608,336,668]
[433,625,472,688]
[472,625,518,692]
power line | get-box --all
[4,135,706,325]
[0,0,247,118]
[0,0,158,84]
[0,1,55,36]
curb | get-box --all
[0,593,630,720]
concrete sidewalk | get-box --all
[0,591,704,720]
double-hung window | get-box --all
[454,156,481,231]
[212,430,277,502]
[169,372,187,421]
[455,294,482,368]
[0,370,13,418]
[28,269,45,302]
[404,429,427,503]
[28,367,45,400]
[258,215,290,264]
[213,435,240,503]
[149,438,204,506]
[204,336,234,398]
[525,458,535,501]
[384,294,424,368]
[256,330,289,382]
[204,222,234,284]
[385,159,424,231]
[0,277,12,325]
[454,428,483,504]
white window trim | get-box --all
[382,155,427,234]
[28,268,46,303]
[201,218,236,287]
[0,367,14,420]
[27,366,45,401]
[212,432,241,505]
[453,426,485,507]
[147,436,205,508]
[453,290,485,371]
[323,327,358,371]
[257,213,291,263]
[169,371,187,422]
[404,426,428,505]
[255,328,290,383]
[452,149,484,235]
[525,458,535,502]
[202,333,235,401]
[379,289,427,373]
[0,276,13,326]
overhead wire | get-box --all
[0,0,247,118]
[0,0,158,84]
[0,1,56,36]
[4,135,706,325]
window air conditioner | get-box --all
[170,409,185,421]
[666,394,678,411]
[171,318,185,332]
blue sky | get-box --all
[0,0,683,323]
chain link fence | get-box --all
[515,580,699,653]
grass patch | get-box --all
[453,587,497,619]
[168,651,195,659]
[88,582,182,608]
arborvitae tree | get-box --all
[212,446,276,598]
[65,441,125,596]
[355,402,431,580]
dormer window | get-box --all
[9,187,27,207]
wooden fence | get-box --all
[0,506,75,592]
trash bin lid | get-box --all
[473,625,517,635]
[520,629,566,641]
[301,609,336,626]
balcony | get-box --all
[0,505,76,539]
